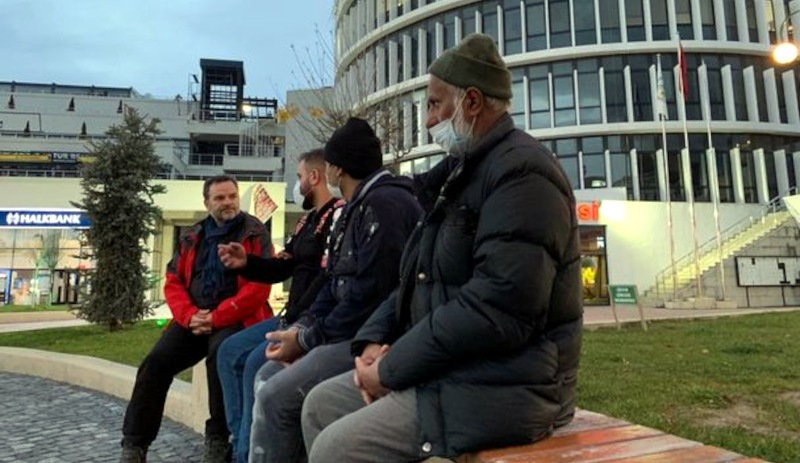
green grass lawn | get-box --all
[0,313,797,461]
[0,304,73,313]
[578,311,800,463]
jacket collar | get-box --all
[462,113,515,165]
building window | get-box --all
[634,135,659,201]
[603,56,627,123]
[629,56,652,122]
[688,134,710,201]
[554,138,580,188]
[599,0,621,43]
[740,147,758,203]
[684,54,701,120]
[675,0,693,39]
[444,12,457,50]
[651,0,670,40]
[549,0,572,48]
[744,0,758,43]
[625,0,645,41]
[461,6,477,37]
[410,30,419,77]
[481,1,500,43]
[578,59,602,124]
[723,0,739,41]
[573,0,597,45]
[705,57,725,120]
[609,136,633,198]
[553,62,576,127]
[582,136,606,188]
[426,17,437,66]
[700,0,717,40]
[511,68,525,128]
[528,64,551,129]
[525,0,547,51]
[503,0,522,55]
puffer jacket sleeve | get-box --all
[211,230,273,328]
[164,246,200,328]
[351,289,400,355]
[379,154,575,390]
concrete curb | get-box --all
[0,346,209,434]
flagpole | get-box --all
[701,59,726,301]
[657,53,678,301]
[677,35,703,299]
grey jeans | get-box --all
[248,341,354,463]
[301,370,425,463]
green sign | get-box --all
[609,285,638,305]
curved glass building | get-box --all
[334,0,800,307]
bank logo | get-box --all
[5,212,20,226]
[1,210,89,228]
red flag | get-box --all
[678,41,688,102]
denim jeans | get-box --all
[217,317,281,463]
[249,341,354,463]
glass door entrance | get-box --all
[580,226,609,305]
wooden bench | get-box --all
[441,409,768,463]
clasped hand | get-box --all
[265,327,305,365]
[353,343,391,405]
[189,310,213,336]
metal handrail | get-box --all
[653,187,797,296]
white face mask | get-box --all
[429,96,473,157]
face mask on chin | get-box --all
[429,95,475,157]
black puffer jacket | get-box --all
[354,114,583,457]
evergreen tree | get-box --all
[71,107,166,330]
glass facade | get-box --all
[336,0,800,305]
[0,228,89,305]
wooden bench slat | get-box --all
[473,434,699,463]
[552,410,630,435]
[474,425,662,460]
[601,444,753,463]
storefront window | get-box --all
[0,227,90,305]
[580,226,608,305]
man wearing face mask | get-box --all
[247,117,423,463]
[215,149,339,463]
[301,34,583,462]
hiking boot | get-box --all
[202,435,231,463]
[119,445,147,463]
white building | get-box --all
[0,59,285,181]
[333,0,800,307]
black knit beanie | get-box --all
[324,117,383,179]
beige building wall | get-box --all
[0,177,287,302]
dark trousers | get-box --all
[122,322,241,448]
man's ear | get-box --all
[464,87,484,116]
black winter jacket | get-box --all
[297,169,424,351]
[354,114,583,457]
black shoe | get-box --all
[119,445,147,463]
[201,435,230,463]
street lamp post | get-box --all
[773,13,798,64]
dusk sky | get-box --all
[2,0,335,102]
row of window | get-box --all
[538,133,800,203]
[338,0,797,67]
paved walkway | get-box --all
[0,371,202,463]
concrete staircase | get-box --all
[643,209,794,307]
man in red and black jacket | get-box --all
[120,175,272,463]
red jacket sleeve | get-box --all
[164,245,200,328]
[211,231,274,328]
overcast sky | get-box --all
[2,0,335,101]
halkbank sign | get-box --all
[1,209,91,229]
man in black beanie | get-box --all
[247,117,423,463]
[303,34,583,462]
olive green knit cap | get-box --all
[428,33,512,100]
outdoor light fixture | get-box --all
[773,14,798,64]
